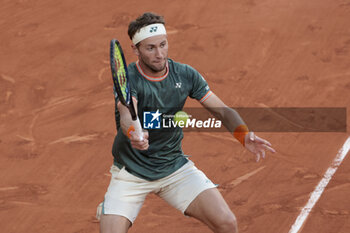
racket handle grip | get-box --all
[133,118,144,141]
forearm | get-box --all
[117,101,139,138]
[218,107,249,146]
[217,107,247,133]
[201,93,249,146]
[117,101,148,149]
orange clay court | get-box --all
[1,0,350,232]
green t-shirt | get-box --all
[112,58,211,181]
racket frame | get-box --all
[110,39,138,121]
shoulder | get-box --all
[168,59,199,76]
[127,62,140,83]
[127,62,137,75]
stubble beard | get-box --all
[141,56,168,74]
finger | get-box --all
[137,144,147,150]
[131,142,149,151]
[261,149,266,159]
[130,141,138,148]
[254,136,272,146]
[129,129,145,141]
[263,144,276,153]
[132,139,148,147]
[132,135,144,142]
[256,152,261,162]
[130,139,141,146]
[142,130,149,140]
[142,139,149,148]
[249,132,255,141]
[140,140,149,150]
[140,140,149,149]
[130,139,143,146]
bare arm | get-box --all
[117,98,149,150]
[200,93,246,133]
[201,93,275,161]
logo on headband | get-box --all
[150,26,158,33]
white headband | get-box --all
[132,23,167,45]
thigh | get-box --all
[100,214,131,233]
[184,188,236,231]
[157,161,217,213]
[102,165,153,224]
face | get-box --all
[133,34,168,74]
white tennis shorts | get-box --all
[100,160,217,223]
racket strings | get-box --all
[114,48,129,102]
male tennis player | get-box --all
[99,12,275,233]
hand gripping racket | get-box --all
[110,39,143,140]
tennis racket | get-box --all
[110,39,143,140]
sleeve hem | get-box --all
[199,90,213,103]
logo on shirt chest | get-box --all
[175,82,182,88]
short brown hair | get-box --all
[128,12,165,41]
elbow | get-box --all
[214,106,230,119]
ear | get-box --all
[131,44,140,56]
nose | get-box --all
[155,47,163,58]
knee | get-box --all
[215,211,238,233]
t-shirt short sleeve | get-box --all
[130,87,138,101]
[187,65,212,103]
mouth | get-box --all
[153,59,165,64]
[151,60,167,72]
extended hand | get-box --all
[130,130,149,150]
[244,132,276,162]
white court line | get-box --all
[288,136,350,233]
